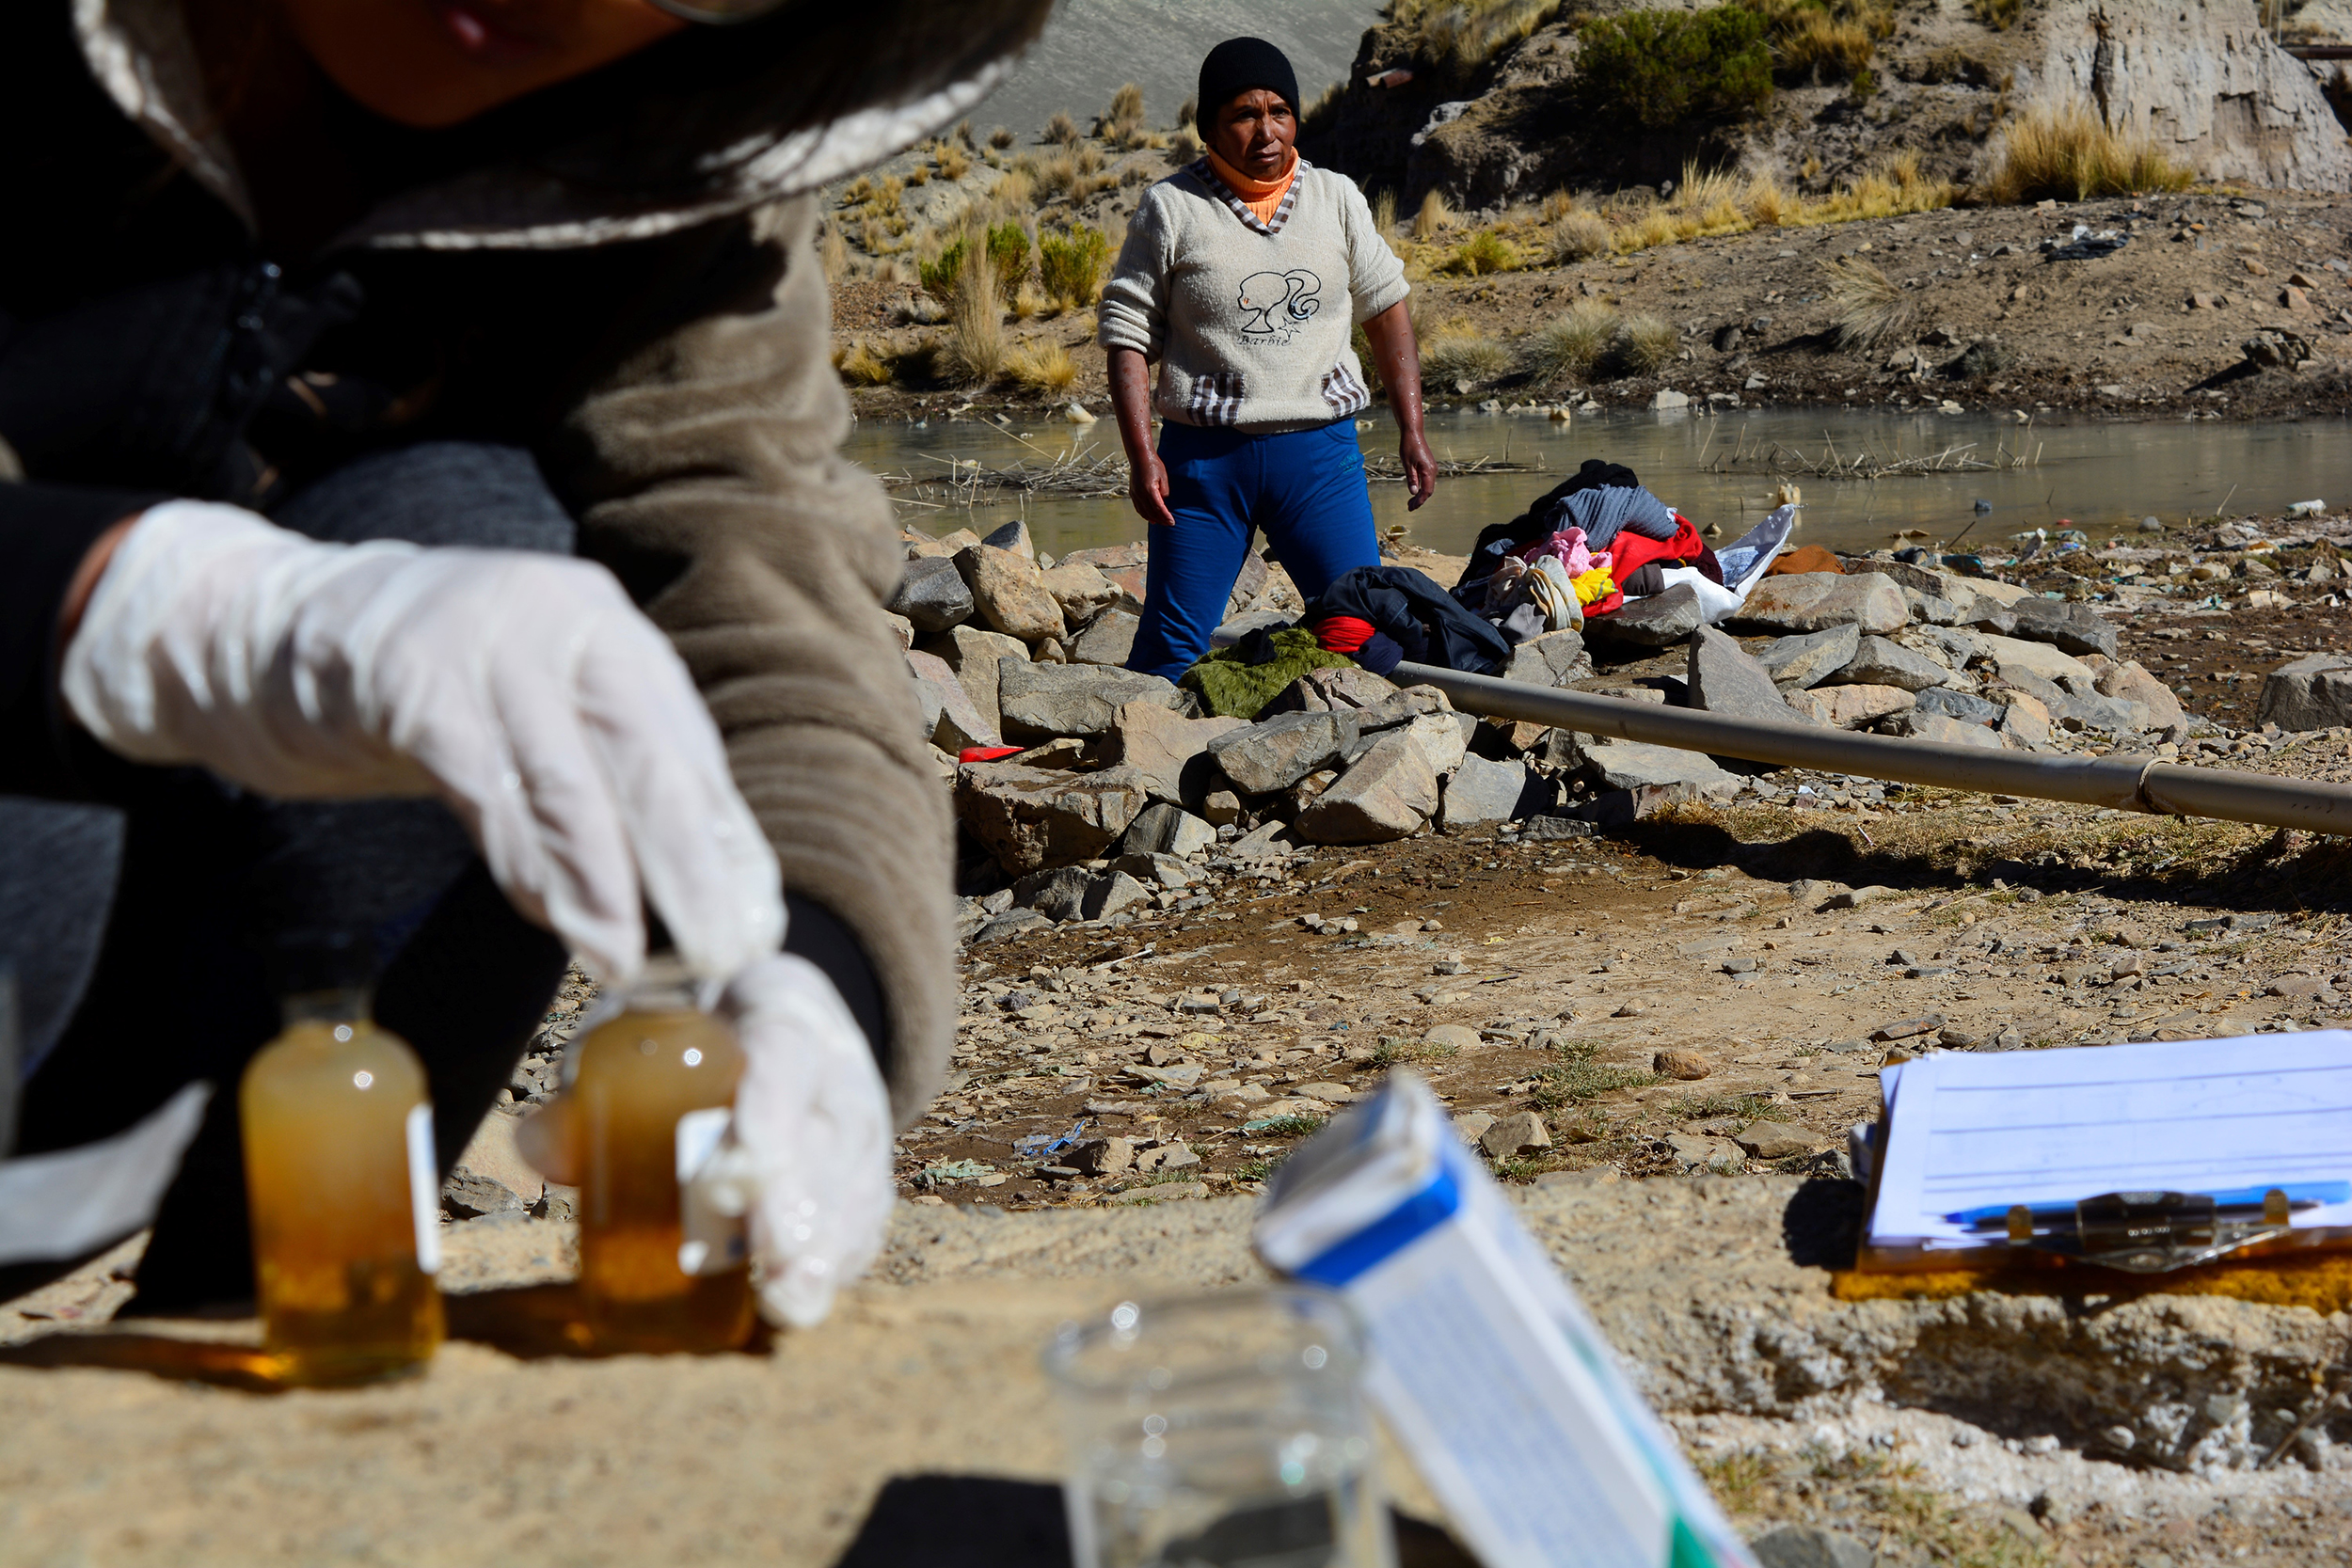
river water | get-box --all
[861,411,2352,563]
[849,408,2352,562]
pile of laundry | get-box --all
[1261,459,1794,688]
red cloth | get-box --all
[1601,515,1707,581]
[1311,614,1377,655]
[958,745,1025,764]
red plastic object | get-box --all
[959,746,1025,764]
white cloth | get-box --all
[61,500,782,983]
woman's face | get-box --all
[1208,88,1295,180]
[277,0,688,128]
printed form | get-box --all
[1867,1032,2352,1250]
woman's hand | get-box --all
[1129,447,1175,528]
[1108,345,1175,528]
[1359,300,1437,512]
[1397,425,1438,513]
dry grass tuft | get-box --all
[1043,112,1079,147]
[1422,331,1514,389]
[1391,0,1565,69]
[1981,102,2195,204]
[834,339,894,387]
[1372,188,1400,238]
[819,225,849,287]
[1445,228,1520,277]
[939,242,1005,385]
[1101,82,1145,145]
[1547,207,1612,261]
[1774,11,1875,79]
[1524,300,1620,385]
[1807,150,1957,222]
[988,125,1016,150]
[937,141,971,182]
[1821,254,1914,349]
[1613,312,1678,373]
[1412,188,1457,242]
[1005,339,1079,394]
[1969,0,2024,28]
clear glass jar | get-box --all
[572,957,754,1354]
[241,984,443,1386]
[1045,1287,1395,1568]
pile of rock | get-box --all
[1680,557,2191,752]
[891,518,1281,756]
[910,535,2233,944]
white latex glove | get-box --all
[687,954,895,1329]
[61,499,781,982]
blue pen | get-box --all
[1946,1180,2352,1228]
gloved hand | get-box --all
[689,953,896,1329]
[60,499,782,982]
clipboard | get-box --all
[1835,1077,2352,1311]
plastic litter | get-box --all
[1015,1119,1089,1159]
[958,745,1025,764]
[2290,499,2327,516]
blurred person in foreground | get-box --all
[1100,36,1437,682]
[0,0,1049,1323]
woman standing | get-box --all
[1101,36,1437,682]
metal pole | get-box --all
[1391,661,2352,837]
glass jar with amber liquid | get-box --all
[241,958,443,1386]
[574,957,754,1354]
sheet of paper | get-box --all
[1868,1031,2352,1249]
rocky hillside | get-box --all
[1308,0,2352,211]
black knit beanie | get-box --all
[1198,36,1300,121]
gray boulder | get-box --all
[1915,686,2003,725]
[953,764,1150,874]
[907,648,1000,751]
[1754,625,1861,689]
[1265,665,1399,714]
[1012,864,1097,922]
[1688,626,1805,722]
[1726,572,1908,635]
[1208,710,1359,795]
[1355,686,1454,733]
[954,545,1067,644]
[1119,801,1218,860]
[1438,754,1557,832]
[971,909,1051,945]
[1880,710,2004,749]
[1069,609,1140,668]
[1965,595,2120,659]
[923,625,1029,733]
[1504,629,1594,686]
[1828,635,1951,693]
[1294,730,1441,843]
[1587,583,1704,646]
[999,662,1183,741]
[887,555,975,632]
[1750,1523,1874,1568]
[1783,683,1915,729]
[1112,700,1246,805]
[2257,653,2352,731]
[1110,850,1200,888]
[1552,731,1739,792]
[1083,870,1153,921]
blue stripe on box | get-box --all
[1293,1159,1465,1287]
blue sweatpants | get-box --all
[1125,420,1383,681]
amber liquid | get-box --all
[241,1018,443,1386]
[574,1004,755,1354]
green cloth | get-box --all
[1180,627,1353,719]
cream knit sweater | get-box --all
[1097,157,1409,434]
